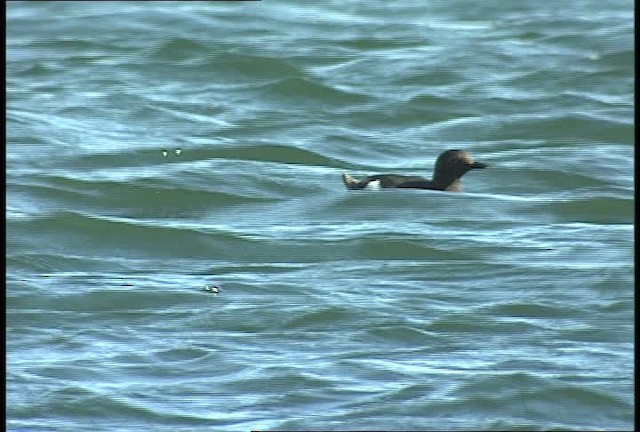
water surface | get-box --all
[7,1,634,431]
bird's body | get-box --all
[342,149,487,192]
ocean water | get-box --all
[6,1,634,431]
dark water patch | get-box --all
[259,77,373,107]
[18,384,220,428]
[337,36,427,51]
[564,326,629,344]
[488,112,633,144]
[205,262,308,276]
[201,52,302,80]
[426,313,538,334]
[597,49,634,70]
[148,38,210,62]
[6,253,174,276]
[380,383,437,403]
[284,306,354,330]
[394,68,465,88]
[7,254,107,275]
[536,170,625,191]
[352,237,471,261]
[13,62,64,77]
[31,365,114,383]
[229,370,336,394]
[10,176,274,218]
[484,301,578,319]
[366,324,438,346]
[407,93,472,115]
[38,148,197,171]
[153,347,212,363]
[351,96,475,129]
[203,143,342,168]
[8,288,200,314]
[9,210,243,259]
[26,37,125,53]
[540,196,633,224]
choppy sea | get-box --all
[7,1,634,431]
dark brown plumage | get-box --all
[342,149,487,192]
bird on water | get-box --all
[342,149,487,192]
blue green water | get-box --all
[7,1,634,431]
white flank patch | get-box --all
[365,180,381,190]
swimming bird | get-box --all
[342,149,487,192]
